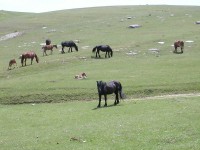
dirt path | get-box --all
[133,93,200,101]
[0,32,23,41]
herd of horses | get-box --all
[7,39,184,107]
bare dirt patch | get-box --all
[134,93,200,101]
[0,32,23,41]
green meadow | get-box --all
[0,5,200,149]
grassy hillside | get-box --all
[0,5,200,104]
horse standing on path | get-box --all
[42,45,57,56]
[174,41,184,53]
[92,45,113,58]
[8,59,17,70]
[21,51,39,66]
[96,80,124,108]
[61,41,78,53]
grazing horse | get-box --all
[92,45,113,58]
[174,41,184,53]
[61,41,78,53]
[96,80,124,107]
[46,39,51,45]
[21,51,39,66]
[8,59,17,70]
[42,45,57,56]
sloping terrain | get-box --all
[0,6,200,104]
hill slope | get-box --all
[0,5,200,104]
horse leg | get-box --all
[105,52,107,58]
[174,46,177,53]
[114,92,119,105]
[21,59,24,67]
[104,95,107,107]
[98,50,101,58]
[181,47,183,53]
[97,94,101,108]
[45,50,47,56]
[62,46,65,54]
[31,58,33,65]
[96,52,98,58]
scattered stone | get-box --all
[158,42,165,44]
[185,40,194,43]
[195,21,200,24]
[126,51,137,55]
[149,48,159,52]
[129,24,141,28]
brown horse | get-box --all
[8,59,17,70]
[21,51,39,66]
[174,41,184,53]
[42,45,57,56]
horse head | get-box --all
[92,46,97,53]
[74,44,78,51]
[97,81,105,94]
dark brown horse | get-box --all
[61,41,78,53]
[174,41,184,53]
[96,80,124,107]
[8,59,17,70]
[21,51,39,66]
[42,45,57,56]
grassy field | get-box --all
[0,97,200,150]
[0,5,200,149]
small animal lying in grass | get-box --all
[74,72,87,79]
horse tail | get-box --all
[35,54,39,63]
[92,46,97,53]
[118,82,124,99]
[110,49,113,57]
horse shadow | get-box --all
[173,51,183,54]
[92,103,122,110]
[91,56,105,59]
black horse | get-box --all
[96,80,124,107]
[92,45,113,58]
[46,39,51,45]
[61,41,78,53]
